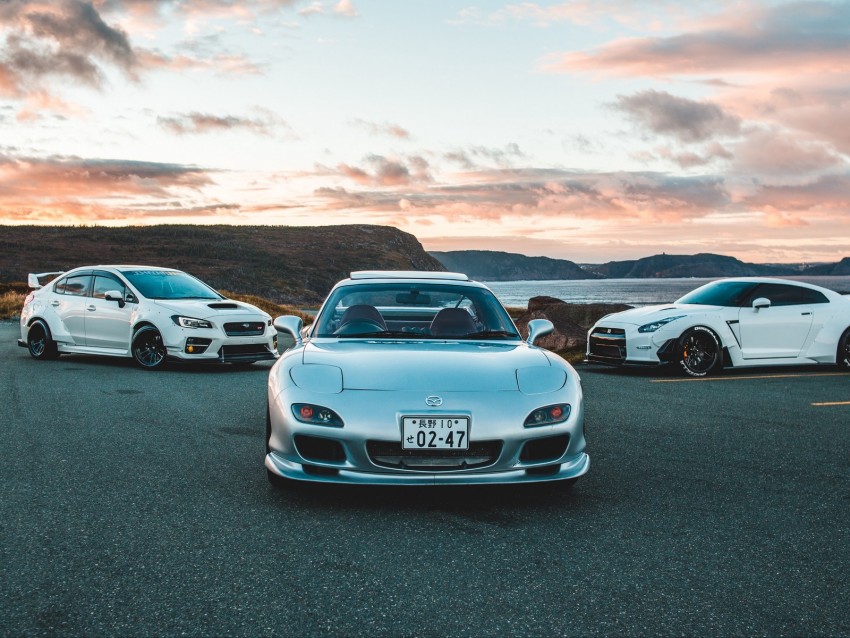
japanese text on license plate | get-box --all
[402,417,469,450]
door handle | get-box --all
[801,312,812,316]
[51,301,60,307]
[87,305,96,311]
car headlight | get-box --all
[292,403,344,427]
[638,315,685,333]
[171,315,213,329]
[524,404,571,427]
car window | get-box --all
[120,270,222,300]
[746,283,829,306]
[92,275,128,300]
[55,274,92,297]
[314,282,519,339]
[676,281,758,307]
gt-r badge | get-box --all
[425,395,443,406]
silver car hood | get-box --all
[302,340,550,391]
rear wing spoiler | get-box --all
[28,271,64,289]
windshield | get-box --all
[676,280,758,307]
[313,282,520,340]
[121,269,222,300]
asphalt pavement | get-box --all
[2,321,849,636]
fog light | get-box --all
[185,337,212,354]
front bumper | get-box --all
[265,450,589,485]
[162,318,279,364]
[266,386,588,486]
[586,323,677,367]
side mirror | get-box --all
[527,319,554,345]
[752,297,771,311]
[273,315,304,346]
[104,290,125,308]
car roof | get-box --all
[350,270,469,281]
[694,276,840,297]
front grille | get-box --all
[224,321,266,336]
[588,327,626,364]
[366,440,502,471]
[217,344,277,363]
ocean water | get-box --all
[485,276,850,308]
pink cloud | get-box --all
[542,2,850,78]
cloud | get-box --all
[443,143,526,170]
[0,1,138,99]
[157,109,289,136]
[332,0,358,18]
[542,1,850,78]
[335,155,432,187]
[612,90,742,143]
[731,129,844,178]
[0,152,217,221]
[352,118,411,139]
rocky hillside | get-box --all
[802,257,850,276]
[587,253,794,278]
[512,296,632,353]
[430,250,595,281]
[0,224,445,304]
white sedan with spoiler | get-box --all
[265,271,588,486]
[586,277,850,377]
[19,265,278,369]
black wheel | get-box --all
[676,326,721,377]
[131,326,167,369]
[27,321,59,360]
[838,328,850,369]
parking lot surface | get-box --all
[2,322,849,636]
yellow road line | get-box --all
[811,401,850,407]
[652,372,850,383]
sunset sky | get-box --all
[2,0,850,263]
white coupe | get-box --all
[586,277,850,376]
[19,265,278,369]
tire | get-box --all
[676,326,721,377]
[26,321,59,360]
[131,325,167,369]
[838,328,850,369]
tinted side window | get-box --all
[92,275,127,300]
[56,275,92,297]
[749,283,828,307]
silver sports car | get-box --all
[265,271,588,486]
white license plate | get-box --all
[402,416,469,450]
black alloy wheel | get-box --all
[677,326,721,377]
[131,326,167,369]
[27,322,59,360]
[838,329,850,369]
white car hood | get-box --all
[602,303,722,326]
[153,298,265,319]
[302,340,551,391]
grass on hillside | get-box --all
[219,291,314,324]
[0,292,24,320]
